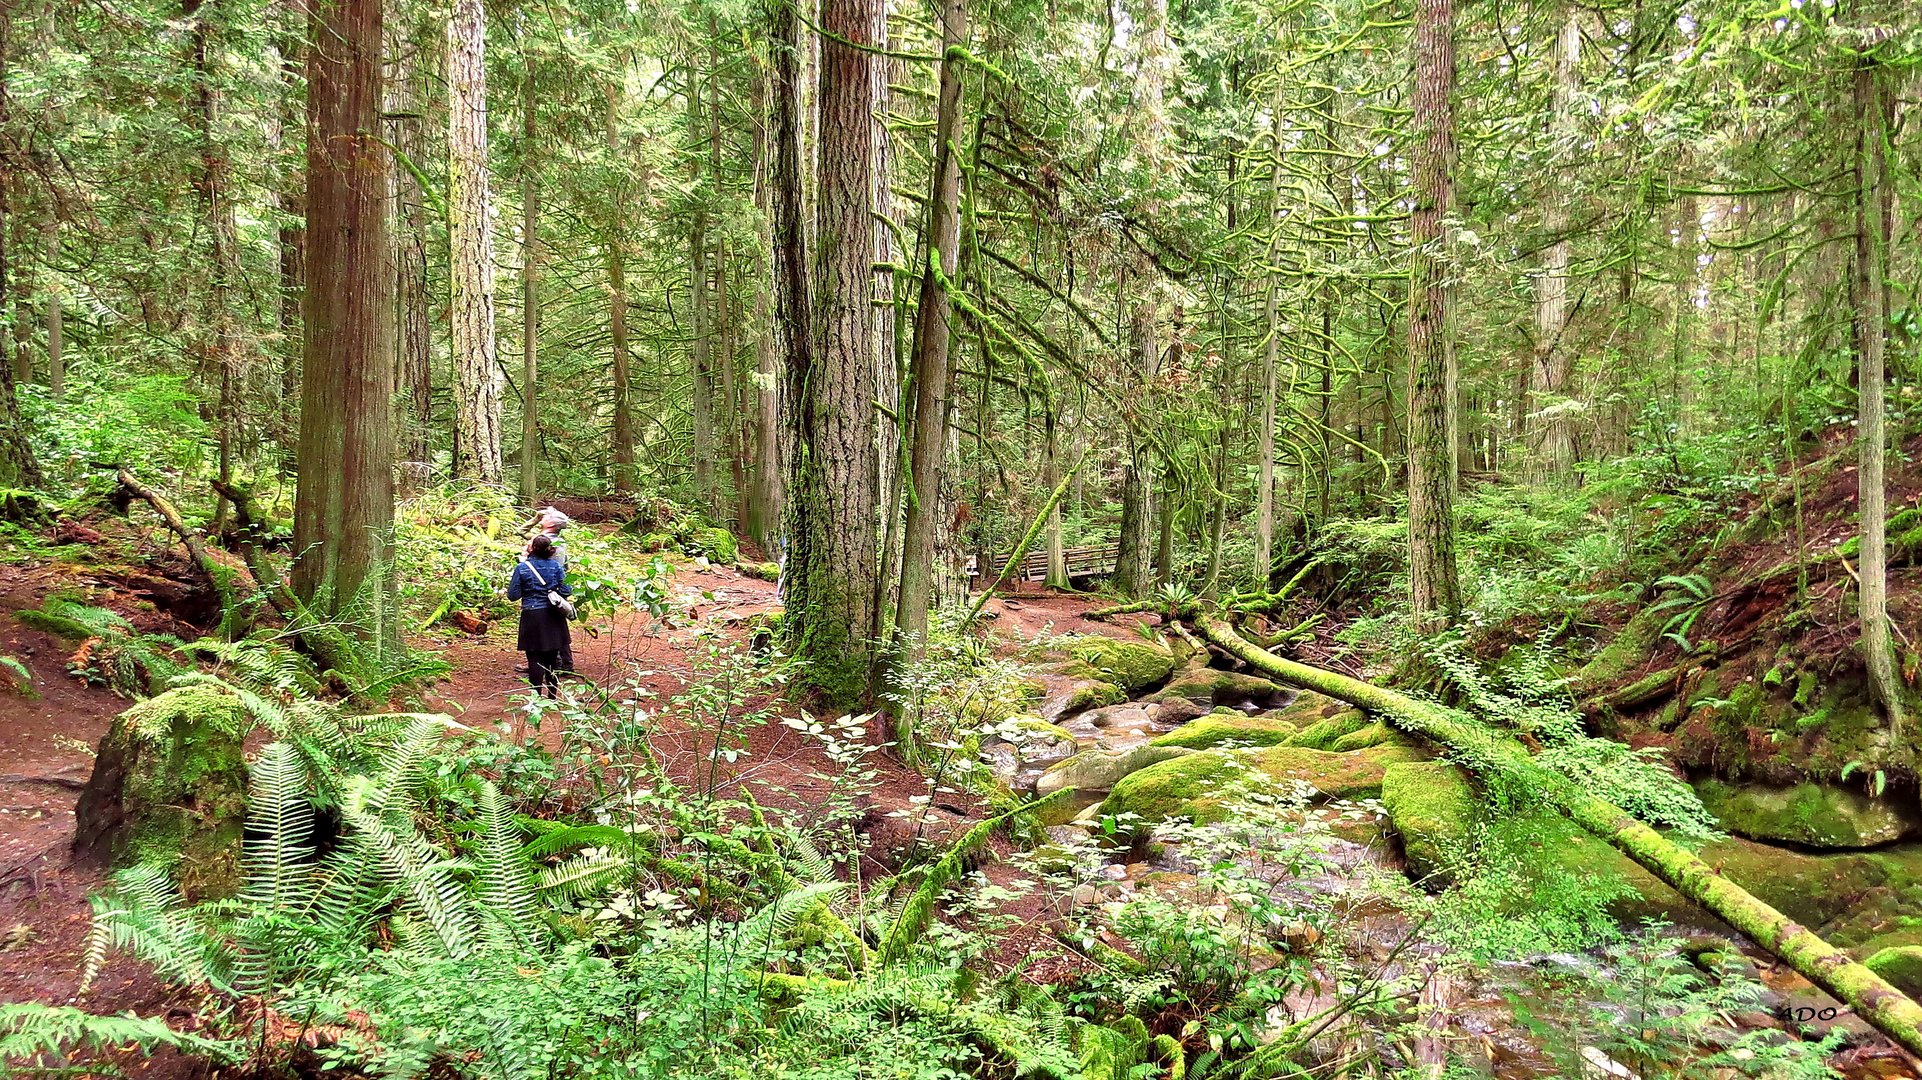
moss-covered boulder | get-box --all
[1287,707,1373,750]
[1381,762,1480,884]
[684,527,739,563]
[737,560,780,582]
[1865,946,1922,999]
[72,685,251,900]
[1100,744,1422,827]
[1152,713,1299,751]
[1035,745,1194,798]
[1066,638,1178,694]
[985,716,1080,765]
[1146,667,1284,708]
[1693,778,1918,850]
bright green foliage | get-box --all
[1151,712,1298,750]
[1694,778,1917,850]
[1867,947,1922,999]
[0,1004,239,1076]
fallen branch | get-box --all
[1194,611,1922,1058]
[111,468,240,619]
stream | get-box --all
[978,650,1919,1079]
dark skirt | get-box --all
[517,605,571,653]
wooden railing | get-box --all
[966,542,1119,584]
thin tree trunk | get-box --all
[893,0,967,654]
[1406,0,1462,630]
[766,0,810,546]
[294,0,395,648]
[389,20,431,480]
[606,81,637,493]
[447,0,502,485]
[1852,51,1906,732]
[746,67,783,545]
[40,215,56,400]
[276,0,304,461]
[784,0,880,702]
[689,59,716,514]
[1254,84,1284,587]
[0,0,36,489]
[519,65,539,507]
[1527,9,1580,480]
[190,0,239,525]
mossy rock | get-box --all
[1100,744,1421,827]
[71,685,251,900]
[16,608,96,641]
[1146,667,1284,708]
[988,716,1080,764]
[1271,690,1350,725]
[1287,708,1372,750]
[1067,638,1178,693]
[737,560,781,582]
[1381,761,1481,884]
[684,527,739,563]
[1035,745,1194,798]
[1866,946,1922,999]
[1695,778,1919,850]
[1151,713,1299,751]
[1575,604,1667,693]
[1330,721,1407,753]
[634,530,673,551]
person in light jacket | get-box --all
[507,535,572,698]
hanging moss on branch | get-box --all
[1193,611,1922,1058]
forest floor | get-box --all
[0,527,1152,1072]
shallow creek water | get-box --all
[981,663,1916,1079]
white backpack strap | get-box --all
[520,558,549,588]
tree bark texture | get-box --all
[1526,9,1580,480]
[293,0,395,645]
[689,63,716,515]
[1852,52,1907,732]
[389,22,432,477]
[519,66,540,507]
[746,67,784,546]
[893,0,967,655]
[606,81,637,492]
[784,0,881,701]
[1405,0,1462,630]
[1254,84,1284,588]
[0,0,39,490]
[447,0,502,485]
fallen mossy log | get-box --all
[1194,611,1922,1058]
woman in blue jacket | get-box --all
[507,535,573,698]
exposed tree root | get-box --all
[1194,611,1922,1058]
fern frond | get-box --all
[340,804,476,960]
[0,1004,239,1070]
[472,782,537,951]
[534,854,629,903]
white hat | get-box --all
[538,507,571,531]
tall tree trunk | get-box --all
[869,2,899,635]
[1526,9,1580,480]
[767,0,811,549]
[746,67,784,545]
[389,20,432,481]
[689,61,717,515]
[1852,50,1906,733]
[447,0,501,485]
[1254,84,1283,587]
[518,65,539,506]
[190,0,239,524]
[0,0,37,489]
[40,216,56,400]
[1044,411,1068,587]
[893,0,967,655]
[1406,0,1462,631]
[276,0,304,462]
[784,0,880,702]
[606,81,637,492]
[294,0,395,647]
[1111,0,1171,598]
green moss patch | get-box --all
[1066,638,1178,693]
[1100,743,1421,827]
[1695,778,1919,849]
[1146,667,1283,707]
[1151,713,1298,751]
[1287,708,1372,750]
[1866,946,1922,999]
[1381,762,1480,884]
[1035,745,1193,797]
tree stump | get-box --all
[72,685,251,900]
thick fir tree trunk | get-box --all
[389,22,432,480]
[893,0,967,655]
[1405,0,1462,631]
[519,67,540,507]
[606,82,638,493]
[689,62,717,514]
[1197,613,1922,1060]
[447,0,502,485]
[0,1,38,490]
[1852,51,1906,732]
[293,0,394,644]
[784,0,881,701]
[1527,9,1580,480]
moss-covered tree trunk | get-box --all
[0,2,40,492]
[1196,613,1922,1057]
